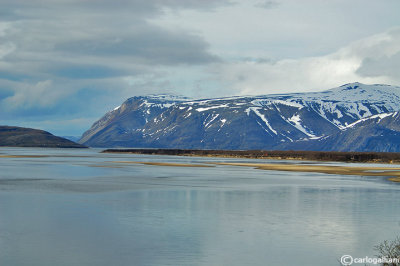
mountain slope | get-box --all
[0,126,87,148]
[293,112,400,152]
[79,83,400,151]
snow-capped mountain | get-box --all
[79,83,400,151]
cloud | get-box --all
[2,80,67,109]
[254,1,279,9]
[0,0,228,123]
[0,23,15,59]
[208,27,400,95]
[0,42,15,59]
[1,0,400,136]
[54,26,218,65]
[357,52,400,78]
[50,64,129,79]
[355,28,400,79]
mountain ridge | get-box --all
[79,83,400,152]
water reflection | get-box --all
[0,148,400,266]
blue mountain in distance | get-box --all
[61,136,81,142]
[79,83,400,152]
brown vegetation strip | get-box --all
[102,149,400,164]
[112,161,214,167]
[212,162,400,182]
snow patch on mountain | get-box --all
[288,114,316,137]
[204,114,219,129]
[146,94,191,101]
[196,104,228,112]
[344,112,395,129]
[248,107,277,135]
[273,100,303,109]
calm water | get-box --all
[0,147,399,266]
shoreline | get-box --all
[102,148,400,164]
[107,160,400,183]
[108,160,400,183]
[212,162,400,182]
[102,148,400,183]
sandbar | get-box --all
[111,161,214,167]
[212,162,400,182]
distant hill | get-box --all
[79,83,400,152]
[0,126,87,148]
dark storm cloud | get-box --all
[54,27,219,65]
[0,0,230,134]
[0,0,232,18]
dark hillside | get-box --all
[0,126,87,148]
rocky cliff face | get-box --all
[79,83,400,152]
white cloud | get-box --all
[0,42,15,59]
[152,0,400,61]
[3,80,70,109]
[0,22,15,59]
[209,27,400,95]
[254,1,280,9]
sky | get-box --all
[1,0,400,136]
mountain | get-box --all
[61,136,81,142]
[79,83,400,152]
[293,112,400,152]
[0,126,87,148]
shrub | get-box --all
[375,237,400,266]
